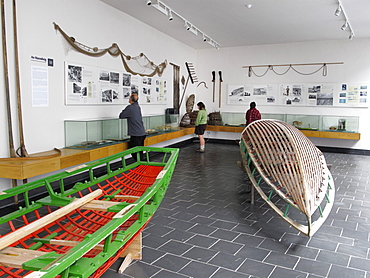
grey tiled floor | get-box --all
[102,142,370,278]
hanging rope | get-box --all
[53,22,167,77]
[245,62,340,77]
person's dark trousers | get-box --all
[129,135,146,160]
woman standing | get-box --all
[194,102,207,153]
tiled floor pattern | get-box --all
[98,143,367,277]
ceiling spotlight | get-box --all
[146,0,152,5]
[188,25,198,36]
[349,32,354,40]
[334,5,341,16]
[341,21,348,31]
[167,9,173,21]
[184,22,190,30]
[203,35,207,42]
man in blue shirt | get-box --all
[119,93,146,160]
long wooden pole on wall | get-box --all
[2,0,19,202]
[1,0,16,159]
[12,0,28,157]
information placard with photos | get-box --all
[227,82,368,108]
[65,62,168,105]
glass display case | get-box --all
[261,113,285,121]
[286,114,320,130]
[143,114,180,134]
[143,115,164,135]
[165,114,180,131]
[321,115,359,133]
[221,112,245,126]
[64,118,128,149]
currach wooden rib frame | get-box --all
[239,119,335,237]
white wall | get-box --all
[0,0,196,157]
[195,40,370,150]
[1,1,370,191]
[0,0,196,189]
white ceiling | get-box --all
[101,0,370,49]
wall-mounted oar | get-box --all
[218,71,223,108]
[2,0,18,202]
[212,71,215,102]
[13,0,28,157]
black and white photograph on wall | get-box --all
[306,85,320,106]
[65,62,167,105]
[253,86,267,95]
[293,86,302,96]
[110,72,119,84]
[291,85,304,105]
[317,92,333,106]
[112,90,119,101]
[82,86,87,97]
[227,85,248,104]
[317,83,334,106]
[131,84,139,95]
[68,65,82,83]
[122,73,131,86]
[123,87,130,99]
[101,89,112,102]
[143,87,150,95]
[266,96,275,103]
[279,84,304,105]
[142,77,152,86]
[73,83,81,94]
[99,71,109,82]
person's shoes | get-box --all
[196,149,205,153]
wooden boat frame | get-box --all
[239,120,335,237]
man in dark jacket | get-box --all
[119,93,146,160]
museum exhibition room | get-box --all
[0,0,369,277]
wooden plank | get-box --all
[120,233,142,260]
[0,247,47,268]
[113,204,136,219]
[113,195,140,201]
[80,199,119,211]
[33,239,104,250]
[0,189,102,251]
[118,253,132,274]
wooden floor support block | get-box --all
[120,232,142,260]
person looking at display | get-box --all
[194,101,207,153]
[119,93,146,160]
[245,101,261,126]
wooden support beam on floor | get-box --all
[118,233,142,274]
[120,233,142,260]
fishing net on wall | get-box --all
[53,23,167,77]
